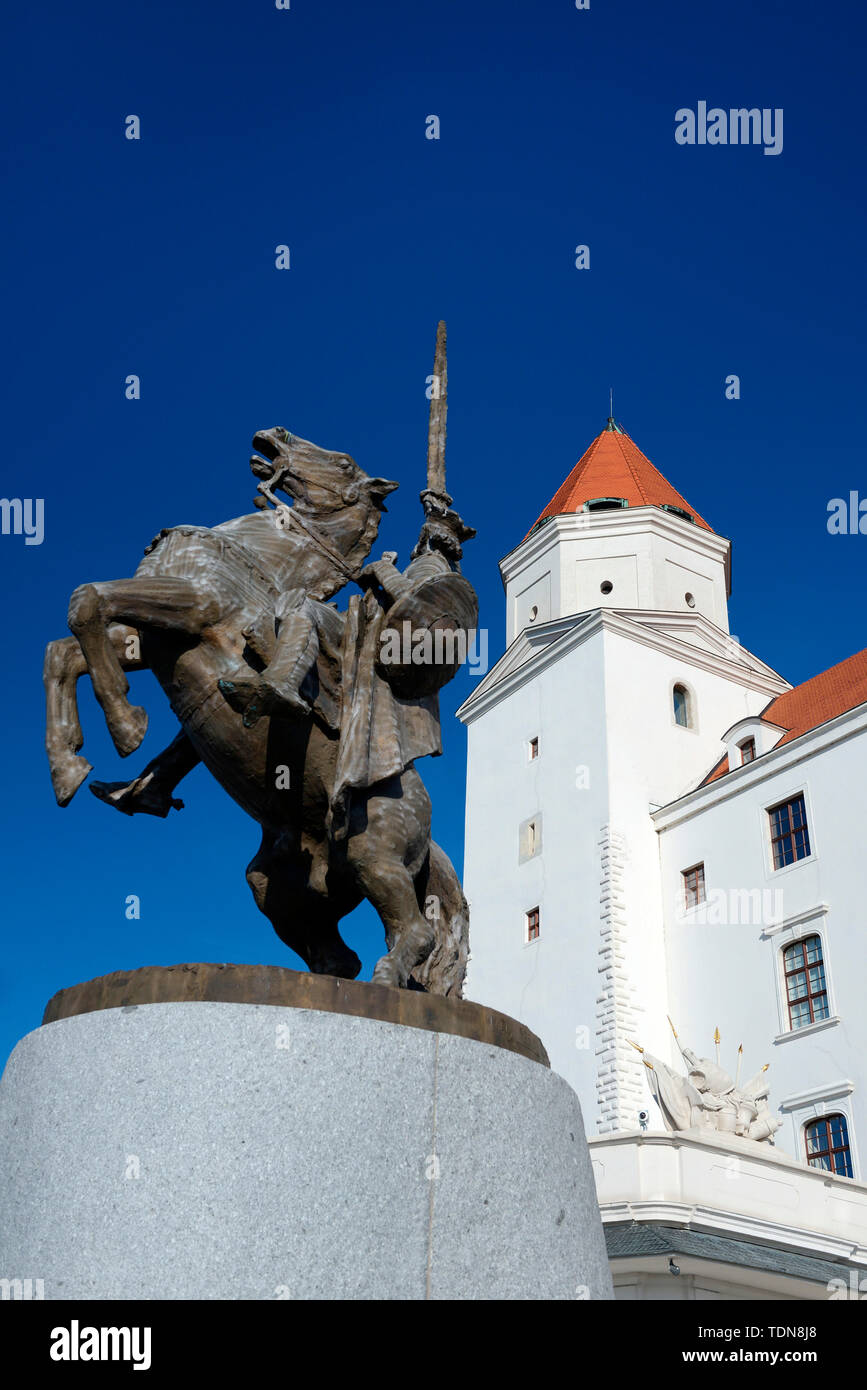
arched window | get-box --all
[783,935,829,1029]
[804,1114,852,1178]
[673,683,691,728]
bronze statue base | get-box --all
[42,962,549,1068]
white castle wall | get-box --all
[655,703,867,1174]
[461,489,864,1186]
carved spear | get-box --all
[714,1026,721,1065]
[735,1043,743,1088]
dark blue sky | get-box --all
[2,0,865,1065]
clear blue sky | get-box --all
[2,0,865,1067]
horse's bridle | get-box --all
[254,435,367,586]
[273,501,360,584]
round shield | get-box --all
[377,572,479,699]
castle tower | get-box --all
[457,420,789,1133]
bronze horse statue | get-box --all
[44,347,476,993]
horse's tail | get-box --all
[410,840,470,998]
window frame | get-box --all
[803,1113,853,1178]
[681,862,706,911]
[525,906,540,944]
[766,906,840,1044]
[782,933,830,1031]
[767,792,812,871]
[670,679,697,732]
[739,737,756,765]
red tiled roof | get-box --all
[525,425,713,540]
[703,648,867,784]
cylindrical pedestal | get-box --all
[0,966,612,1300]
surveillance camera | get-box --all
[669,1259,681,1276]
[638,1109,649,1131]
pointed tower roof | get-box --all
[525,420,713,539]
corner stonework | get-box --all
[595,825,645,1132]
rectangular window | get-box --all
[526,907,540,942]
[739,737,756,765]
[784,935,829,1029]
[528,736,539,761]
[682,863,706,909]
[769,794,811,870]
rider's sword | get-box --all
[426,319,450,503]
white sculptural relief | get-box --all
[631,1018,783,1144]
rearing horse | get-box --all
[44,428,470,992]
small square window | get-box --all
[528,736,539,761]
[526,907,540,942]
[519,814,542,862]
[682,863,706,909]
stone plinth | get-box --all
[0,966,612,1300]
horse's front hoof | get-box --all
[50,754,93,808]
[110,704,148,757]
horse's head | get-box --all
[251,427,398,518]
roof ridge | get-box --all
[614,430,652,507]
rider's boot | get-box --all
[90,771,184,818]
[219,596,319,728]
[89,730,199,817]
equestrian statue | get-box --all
[44,323,477,994]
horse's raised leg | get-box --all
[45,625,143,806]
[67,577,220,757]
[246,830,362,979]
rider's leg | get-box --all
[219,588,320,726]
[67,577,221,757]
[90,730,201,817]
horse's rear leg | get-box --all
[364,865,435,988]
[246,832,362,979]
[45,626,142,807]
[347,773,435,988]
[67,577,220,757]
[409,841,470,997]
[348,833,435,988]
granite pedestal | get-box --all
[0,964,612,1300]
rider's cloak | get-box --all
[328,551,449,835]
